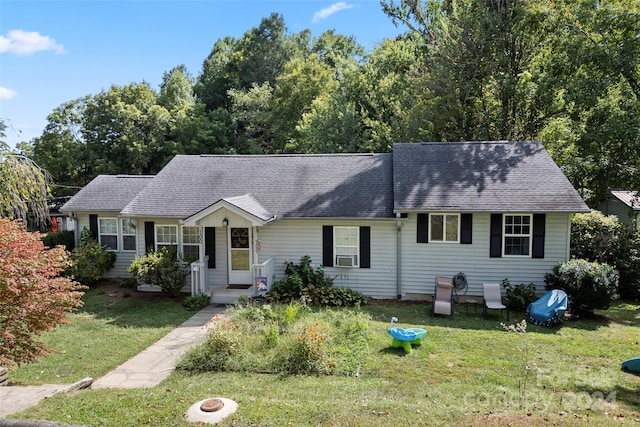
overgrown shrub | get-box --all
[571,211,640,300]
[178,316,239,372]
[177,304,370,376]
[304,284,368,307]
[67,228,116,286]
[183,294,211,311]
[41,230,75,251]
[267,256,367,307]
[128,247,188,297]
[283,322,330,375]
[502,279,537,312]
[268,256,330,301]
[544,259,619,317]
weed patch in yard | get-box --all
[178,302,371,376]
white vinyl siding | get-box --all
[401,212,573,298]
[257,219,398,299]
[75,213,133,278]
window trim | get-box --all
[181,226,202,263]
[429,213,460,243]
[503,214,532,257]
[120,218,137,252]
[333,226,359,268]
[98,217,118,251]
[155,224,178,252]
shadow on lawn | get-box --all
[78,285,193,328]
[579,382,640,411]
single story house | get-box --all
[61,141,589,303]
[599,190,640,230]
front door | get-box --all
[229,227,252,284]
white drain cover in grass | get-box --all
[186,397,238,424]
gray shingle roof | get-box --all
[63,142,588,218]
[393,141,589,213]
[60,175,153,213]
[121,153,394,219]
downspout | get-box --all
[566,215,572,260]
[396,212,402,299]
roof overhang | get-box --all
[182,194,277,227]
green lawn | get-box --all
[9,294,640,426]
[10,285,194,385]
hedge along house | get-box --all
[61,141,589,304]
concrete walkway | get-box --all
[92,304,225,389]
[0,304,225,418]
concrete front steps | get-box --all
[209,286,254,305]
[137,284,254,305]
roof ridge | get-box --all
[196,153,380,158]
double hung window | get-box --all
[121,219,136,251]
[98,218,118,250]
[156,225,178,253]
[334,226,359,267]
[182,226,201,262]
[503,214,531,256]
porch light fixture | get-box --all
[223,218,229,227]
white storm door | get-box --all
[228,227,252,284]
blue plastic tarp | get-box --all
[526,289,568,327]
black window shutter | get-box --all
[417,213,428,243]
[460,213,473,244]
[322,226,333,267]
[205,227,216,268]
[144,221,155,253]
[89,214,98,240]
[360,226,371,268]
[490,214,502,258]
[532,214,546,259]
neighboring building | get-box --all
[599,190,640,230]
[61,141,589,303]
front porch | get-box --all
[191,257,275,305]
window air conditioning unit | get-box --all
[335,255,355,267]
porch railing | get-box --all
[190,256,209,296]
[252,257,275,296]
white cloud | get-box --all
[0,87,18,100]
[312,2,355,23]
[0,29,66,56]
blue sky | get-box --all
[0,1,407,148]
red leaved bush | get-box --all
[0,218,85,368]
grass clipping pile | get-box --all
[178,302,371,376]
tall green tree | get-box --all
[195,13,308,116]
[382,0,548,141]
[32,99,93,195]
[538,0,640,204]
[228,83,274,153]
[83,82,172,175]
[271,54,339,152]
